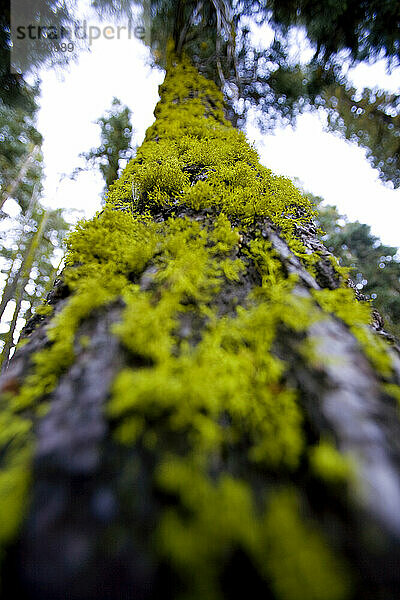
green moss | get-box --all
[258,490,352,600]
[382,383,400,407]
[0,209,160,560]
[155,457,259,600]
[79,335,90,349]
[309,440,353,484]
[312,288,393,377]
[0,446,31,543]
[15,337,29,350]
[106,57,319,268]
[1,53,397,597]
[0,406,33,562]
[34,304,54,316]
[107,225,319,469]
[155,458,351,600]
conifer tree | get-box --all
[313,197,400,338]
[0,203,70,363]
[71,97,134,192]
[0,101,43,214]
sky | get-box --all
[27,4,400,248]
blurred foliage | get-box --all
[0,69,71,360]
[0,1,73,362]
[323,84,400,188]
[143,0,400,187]
[267,0,400,65]
[311,194,400,337]
[0,97,43,213]
[0,201,71,362]
[1,0,78,109]
[72,97,134,192]
[2,0,399,185]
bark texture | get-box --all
[1,56,400,600]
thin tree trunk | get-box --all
[0,255,17,310]
[21,301,33,328]
[0,210,49,367]
[1,57,400,600]
[0,277,26,370]
[0,185,40,320]
[0,260,25,321]
[0,145,40,210]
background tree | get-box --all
[143,0,400,186]
[323,84,400,188]
[3,0,399,186]
[0,99,43,213]
[0,94,70,364]
[312,196,400,337]
[0,4,72,362]
[71,97,134,192]
[1,0,79,109]
[0,200,71,366]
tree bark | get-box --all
[1,56,400,600]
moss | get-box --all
[34,304,54,316]
[15,337,29,350]
[0,446,31,543]
[0,209,159,560]
[258,490,352,600]
[78,335,90,349]
[1,52,398,597]
[109,287,309,469]
[105,57,319,268]
[155,458,351,600]
[0,406,33,563]
[309,440,353,484]
[312,288,393,377]
[382,383,400,407]
[156,458,258,600]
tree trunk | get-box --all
[0,211,49,368]
[0,280,24,370]
[1,56,400,600]
[0,145,39,211]
[0,187,40,322]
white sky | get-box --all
[32,5,400,247]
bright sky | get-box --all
[33,4,400,247]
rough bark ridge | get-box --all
[1,55,400,600]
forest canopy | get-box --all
[2,0,400,186]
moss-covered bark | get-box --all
[1,55,400,600]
